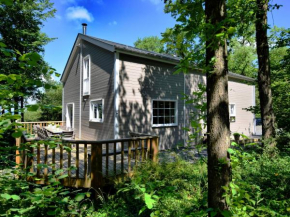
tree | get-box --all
[134,36,165,53]
[255,0,276,139]
[0,0,56,121]
[164,0,231,214]
[38,81,62,121]
[205,0,231,213]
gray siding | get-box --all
[63,52,80,137]
[228,79,255,136]
[80,41,115,140]
[118,54,185,149]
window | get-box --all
[90,99,103,122]
[83,55,90,95]
[229,103,236,122]
[152,100,177,127]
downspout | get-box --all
[114,52,120,139]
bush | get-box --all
[96,157,208,217]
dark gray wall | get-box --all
[80,41,115,140]
[63,52,80,137]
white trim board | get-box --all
[114,52,120,139]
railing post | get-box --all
[15,136,21,166]
[151,137,159,163]
[91,144,103,189]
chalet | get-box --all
[61,25,256,149]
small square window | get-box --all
[90,99,103,122]
[229,103,236,122]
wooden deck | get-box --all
[16,123,159,189]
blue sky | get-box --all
[42,0,290,80]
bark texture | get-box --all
[205,0,231,214]
[255,0,276,139]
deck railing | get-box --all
[16,134,159,189]
[18,121,65,134]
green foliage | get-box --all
[134,36,166,54]
[96,158,208,216]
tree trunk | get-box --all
[205,0,231,214]
[255,0,275,139]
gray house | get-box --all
[61,33,256,149]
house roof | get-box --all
[61,34,256,83]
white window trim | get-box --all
[89,98,104,123]
[229,103,236,116]
[66,102,74,129]
[83,55,91,96]
[151,99,178,127]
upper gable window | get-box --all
[83,55,91,95]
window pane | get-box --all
[170,109,175,116]
[94,104,97,119]
[153,117,158,124]
[159,117,164,124]
[98,104,102,119]
[170,116,175,123]
[153,109,158,116]
[153,101,157,108]
[170,102,175,108]
[165,109,170,116]
[159,109,164,116]
[165,101,170,108]
[158,101,164,108]
[165,116,170,124]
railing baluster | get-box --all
[114,142,116,175]
[52,145,55,175]
[37,143,40,177]
[60,144,63,170]
[84,144,88,178]
[68,143,71,178]
[121,141,124,174]
[29,145,34,173]
[141,139,145,161]
[76,143,79,179]
[106,143,109,177]
[44,144,48,180]
[135,140,139,165]
[128,141,132,173]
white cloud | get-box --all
[60,0,76,4]
[55,14,62,20]
[109,21,117,26]
[66,6,94,22]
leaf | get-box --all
[0,42,6,47]
[75,193,85,202]
[1,193,11,200]
[227,27,236,35]
[144,193,155,209]
[12,131,22,138]
[221,210,232,217]
[47,210,56,216]
[11,195,20,200]
[27,104,39,112]
[57,174,68,179]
